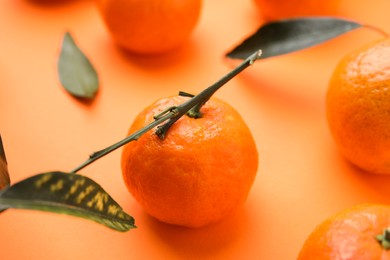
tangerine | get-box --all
[298,204,390,259]
[96,0,202,54]
[326,37,390,175]
[121,96,258,228]
[253,0,341,21]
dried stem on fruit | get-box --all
[70,50,262,173]
[376,228,390,250]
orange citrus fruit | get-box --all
[326,37,390,175]
[121,96,258,228]
[298,204,390,259]
[96,0,202,54]
[253,0,341,21]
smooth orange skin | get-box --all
[121,96,258,228]
[327,38,390,175]
[253,0,341,21]
[97,0,202,54]
[298,204,390,259]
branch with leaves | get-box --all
[0,17,380,232]
[70,50,262,173]
[0,49,262,232]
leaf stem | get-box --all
[363,24,389,37]
[71,50,262,173]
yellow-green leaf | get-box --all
[0,172,135,232]
[58,32,99,99]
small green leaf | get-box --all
[58,32,99,99]
[226,17,362,60]
[0,134,10,190]
[0,172,135,232]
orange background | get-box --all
[2,0,390,259]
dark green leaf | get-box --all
[58,32,99,99]
[0,134,10,190]
[226,17,362,60]
[0,172,135,232]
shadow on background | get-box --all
[142,206,252,258]
[343,158,390,200]
[112,38,202,73]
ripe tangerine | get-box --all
[121,96,258,228]
[327,37,390,175]
[96,0,202,54]
[298,204,390,259]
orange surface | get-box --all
[2,0,390,259]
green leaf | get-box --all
[0,172,135,232]
[0,134,10,190]
[226,17,362,60]
[58,32,99,99]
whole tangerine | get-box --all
[298,204,390,259]
[96,0,202,54]
[121,95,258,228]
[327,37,390,175]
[253,0,341,21]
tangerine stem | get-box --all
[70,49,262,173]
[70,110,176,173]
[156,49,262,138]
[376,228,390,250]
